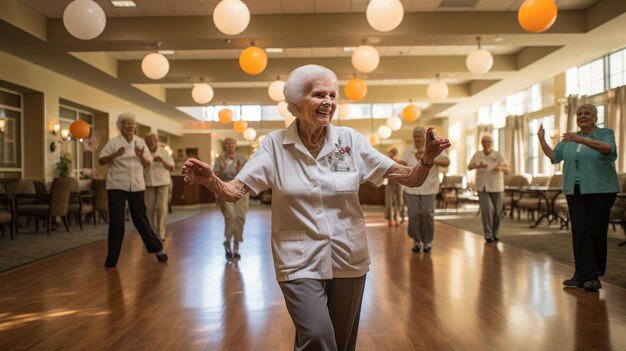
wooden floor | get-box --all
[1,206,626,351]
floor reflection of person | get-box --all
[98,113,168,267]
[537,104,618,292]
[213,137,249,260]
[384,148,404,227]
[400,127,450,253]
[182,64,450,351]
[143,133,174,241]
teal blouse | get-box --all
[552,127,618,195]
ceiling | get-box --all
[2,0,626,132]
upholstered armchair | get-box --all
[15,177,76,235]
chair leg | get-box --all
[46,216,51,235]
[92,211,97,227]
[62,216,70,232]
[78,213,83,231]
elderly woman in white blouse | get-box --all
[99,113,168,268]
[182,65,450,351]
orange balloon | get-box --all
[233,119,248,133]
[518,0,558,33]
[402,104,422,122]
[345,79,367,101]
[69,119,90,139]
[239,47,268,75]
[218,108,233,124]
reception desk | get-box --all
[171,175,216,206]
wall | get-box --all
[0,51,183,181]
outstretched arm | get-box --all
[537,124,554,162]
[385,127,451,187]
[181,158,250,202]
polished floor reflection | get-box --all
[1,207,625,350]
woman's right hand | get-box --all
[422,127,451,163]
[181,158,214,185]
[537,124,545,140]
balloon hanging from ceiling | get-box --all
[344,79,368,101]
[518,0,558,33]
[63,0,107,40]
[239,46,268,75]
[402,104,422,122]
[366,0,404,32]
[141,52,170,80]
[351,45,380,73]
[268,80,285,102]
[191,83,214,104]
[218,108,233,124]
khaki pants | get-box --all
[145,185,170,240]
[218,193,249,243]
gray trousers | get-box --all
[404,193,436,244]
[218,193,249,243]
[477,191,503,239]
[279,276,366,351]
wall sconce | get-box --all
[0,117,7,133]
[50,125,71,152]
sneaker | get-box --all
[156,251,168,263]
[423,244,432,253]
[493,236,499,242]
[233,252,241,259]
[485,237,494,243]
[583,279,601,292]
[412,243,421,253]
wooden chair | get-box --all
[68,182,96,230]
[438,175,466,213]
[503,174,530,218]
[515,175,551,221]
[15,177,75,235]
[92,179,108,223]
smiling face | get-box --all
[297,77,337,130]
[223,138,237,154]
[481,135,493,153]
[576,105,597,131]
[413,129,426,149]
[119,119,136,139]
[145,135,158,152]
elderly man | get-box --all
[468,135,509,243]
[144,133,174,241]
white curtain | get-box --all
[504,115,528,175]
[606,85,626,172]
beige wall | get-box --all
[0,51,183,181]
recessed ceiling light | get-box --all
[159,50,176,55]
[265,48,284,53]
[343,47,357,52]
[110,1,137,7]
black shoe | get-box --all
[104,261,116,268]
[233,252,241,259]
[562,277,584,287]
[493,236,499,242]
[412,244,421,253]
[423,245,432,253]
[584,280,601,292]
[156,252,168,263]
[485,238,494,243]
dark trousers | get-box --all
[105,190,163,265]
[565,185,616,282]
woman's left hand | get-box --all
[562,132,582,143]
[422,127,451,163]
[134,144,145,158]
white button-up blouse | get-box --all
[144,146,174,187]
[236,122,395,282]
[99,134,153,192]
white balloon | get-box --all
[366,0,404,32]
[63,0,107,40]
[466,48,494,75]
[213,0,250,36]
[191,83,214,104]
[243,127,257,141]
[277,101,291,118]
[141,53,170,80]
[386,116,402,131]
[377,125,392,139]
[351,45,380,73]
[427,80,449,102]
[268,80,285,102]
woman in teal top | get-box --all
[538,104,618,292]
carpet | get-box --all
[437,210,626,289]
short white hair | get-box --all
[283,64,338,118]
[116,112,136,130]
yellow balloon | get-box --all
[345,79,367,101]
[239,47,268,75]
[233,119,248,132]
[518,0,558,33]
[218,108,233,124]
[402,104,421,122]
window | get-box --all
[58,105,94,178]
[0,88,22,171]
[609,48,626,89]
[528,116,555,175]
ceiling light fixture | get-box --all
[466,36,494,75]
[268,78,285,102]
[351,45,380,74]
[427,74,449,102]
[191,79,214,105]
[141,42,170,80]
[366,0,404,32]
[63,0,107,40]
[213,0,250,36]
[110,0,137,7]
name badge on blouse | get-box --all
[329,137,354,172]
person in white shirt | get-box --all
[99,113,168,267]
[181,65,450,351]
[468,135,509,243]
[213,137,249,259]
[143,133,174,241]
[384,148,404,227]
[400,127,450,253]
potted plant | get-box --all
[56,153,72,177]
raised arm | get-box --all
[537,124,554,162]
[181,158,250,202]
[385,127,451,187]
